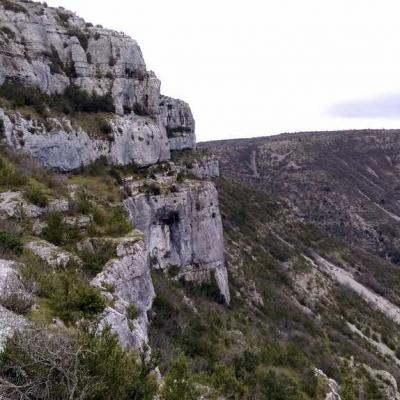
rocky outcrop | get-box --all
[0,1,196,172]
[0,1,157,116]
[159,96,196,151]
[0,305,27,351]
[88,233,155,349]
[0,191,43,219]
[314,369,341,400]
[0,259,32,311]
[124,180,230,303]
[1,109,170,171]
[25,240,79,268]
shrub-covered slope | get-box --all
[202,130,400,264]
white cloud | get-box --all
[46,0,400,140]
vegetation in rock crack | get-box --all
[0,79,114,116]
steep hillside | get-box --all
[202,130,400,263]
[0,1,400,399]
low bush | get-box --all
[99,119,113,135]
[0,26,15,39]
[0,290,32,315]
[104,206,132,237]
[24,184,49,207]
[63,85,114,113]
[79,242,116,275]
[0,325,159,400]
[0,156,27,188]
[0,0,27,13]
[161,354,200,400]
[67,28,89,51]
[0,230,23,255]
[127,303,139,320]
[43,211,65,245]
[48,270,105,323]
[0,79,114,115]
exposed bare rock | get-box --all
[0,305,27,352]
[124,180,230,303]
[314,369,341,400]
[88,233,155,349]
[0,191,43,219]
[305,254,400,326]
[25,240,79,268]
[0,1,158,116]
[0,1,197,173]
[0,259,32,313]
[46,199,69,213]
[160,95,196,151]
[364,366,400,400]
[1,110,170,171]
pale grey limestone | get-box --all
[124,180,230,304]
[88,234,155,349]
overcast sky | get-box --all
[46,0,400,141]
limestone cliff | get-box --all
[0,0,228,352]
[0,0,195,171]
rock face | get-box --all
[25,240,78,268]
[0,1,195,171]
[124,180,230,304]
[0,305,27,351]
[0,259,32,310]
[1,109,170,171]
[89,234,155,349]
[314,369,341,400]
[0,0,229,351]
[0,191,43,219]
[0,1,156,116]
[159,96,196,151]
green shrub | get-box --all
[0,79,114,115]
[105,206,132,237]
[48,270,105,323]
[63,85,114,113]
[161,354,200,400]
[57,10,70,25]
[0,0,27,13]
[43,211,65,245]
[99,119,113,135]
[79,242,116,275]
[75,191,93,214]
[0,230,23,255]
[260,370,306,400]
[0,26,15,39]
[210,364,247,399]
[24,184,49,207]
[67,28,89,51]
[0,325,159,400]
[0,79,47,114]
[0,156,27,188]
[127,303,139,320]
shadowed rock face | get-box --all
[202,129,400,263]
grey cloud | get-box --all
[328,94,400,119]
